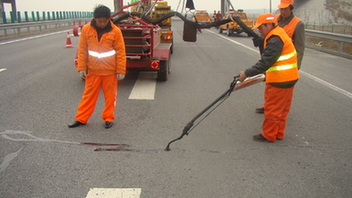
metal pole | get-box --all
[2,11,7,24]
[115,0,122,12]
[24,11,29,22]
[17,11,21,23]
[270,0,272,13]
[221,0,225,16]
[10,11,14,23]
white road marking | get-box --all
[0,130,76,144]
[86,188,141,198]
[0,30,70,46]
[206,29,352,100]
[206,29,258,53]
[300,70,352,99]
[0,147,23,173]
[128,72,157,100]
[0,68,7,73]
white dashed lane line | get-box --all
[85,188,141,198]
[128,72,157,100]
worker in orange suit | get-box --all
[238,13,299,142]
[68,5,126,129]
[255,0,305,114]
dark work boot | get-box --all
[253,134,272,143]
[104,121,113,129]
[255,107,264,113]
[68,120,86,128]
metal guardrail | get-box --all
[305,29,352,60]
[0,18,90,37]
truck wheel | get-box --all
[73,25,81,37]
[157,57,170,81]
[226,27,232,36]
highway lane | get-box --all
[1,20,352,197]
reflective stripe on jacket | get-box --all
[77,21,126,76]
[88,50,116,59]
[264,26,299,83]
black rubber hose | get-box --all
[112,11,263,53]
[112,11,232,29]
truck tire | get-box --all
[157,56,170,81]
[73,25,82,37]
[226,27,232,36]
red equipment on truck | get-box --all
[74,0,173,81]
[117,16,171,81]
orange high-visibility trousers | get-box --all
[75,74,118,124]
[261,84,294,142]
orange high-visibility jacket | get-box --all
[264,26,299,83]
[77,21,126,76]
[275,14,301,38]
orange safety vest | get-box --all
[275,14,301,38]
[264,26,299,83]
[77,21,126,76]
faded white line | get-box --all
[300,70,352,99]
[205,29,258,53]
[0,30,70,46]
[205,29,352,100]
[0,68,7,72]
[86,188,141,198]
[129,72,157,100]
[0,130,80,144]
[0,147,23,173]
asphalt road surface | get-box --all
[1,20,352,198]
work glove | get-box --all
[79,71,86,79]
[117,74,125,80]
[252,37,264,48]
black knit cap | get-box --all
[94,5,111,18]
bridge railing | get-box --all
[1,11,93,24]
[305,29,352,60]
[0,19,90,37]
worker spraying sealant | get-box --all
[165,14,298,150]
[238,13,299,143]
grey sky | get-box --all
[7,0,281,13]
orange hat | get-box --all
[252,13,275,29]
[278,0,294,8]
